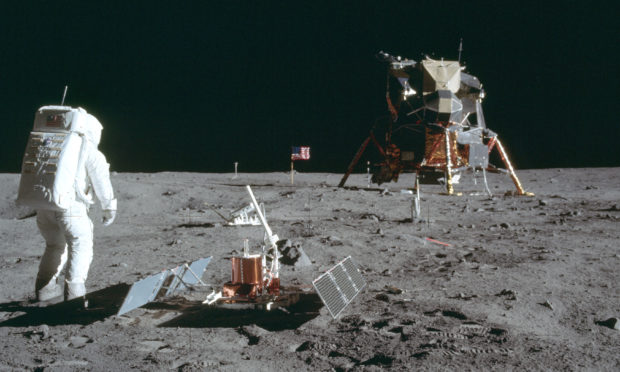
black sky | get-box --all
[1,1,618,173]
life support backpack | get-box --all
[17,106,98,211]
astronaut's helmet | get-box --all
[70,107,103,146]
[82,114,103,146]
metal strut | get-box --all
[444,129,455,195]
[338,131,386,187]
[494,138,534,196]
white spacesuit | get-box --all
[18,106,117,302]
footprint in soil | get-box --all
[423,309,468,320]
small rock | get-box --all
[69,336,92,348]
[360,213,380,222]
[239,324,270,345]
[40,324,50,340]
[384,286,402,295]
[595,317,619,330]
[280,245,312,267]
[539,300,553,310]
[296,341,314,352]
[327,236,344,246]
[538,200,548,206]
[375,293,390,302]
[496,289,517,301]
[381,269,392,276]
[451,293,477,300]
[278,239,294,249]
[380,189,393,196]
[376,228,384,236]
[500,222,511,229]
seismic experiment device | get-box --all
[204,185,285,309]
[117,185,366,318]
[204,186,367,318]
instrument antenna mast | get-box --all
[60,85,68,105]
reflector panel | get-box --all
[165,256,212,296]
[118,257,212,316]
[117,271,167,316]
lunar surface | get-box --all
[0,168,619,370]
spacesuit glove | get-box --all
[102,209,116,226]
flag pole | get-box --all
[290,159,294,184]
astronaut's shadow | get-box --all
[0,283,130,327]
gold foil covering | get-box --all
[231,256,262,285]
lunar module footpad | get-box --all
[312,256,366,318]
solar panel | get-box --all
[342,257,366,292]
[313,256,366,318]
[314,273,347,318]
[332,265,357,301]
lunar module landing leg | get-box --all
[487,137,533,196]
[338,132,386,188]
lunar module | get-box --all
[339,50,532,196]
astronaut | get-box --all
[23,108,117,302]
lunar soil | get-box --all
[0,168,619,371]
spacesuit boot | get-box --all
[35,279,63,302]
[64,281,86,301]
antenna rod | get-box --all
[458,38,463,62]
[61,85,68,106]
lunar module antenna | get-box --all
[60,85,68,106]
[458,38,463,62]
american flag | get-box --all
[46,114,64,127]
[291,146,310,161]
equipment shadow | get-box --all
[0,283,130,327]
[154,293,324,331]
